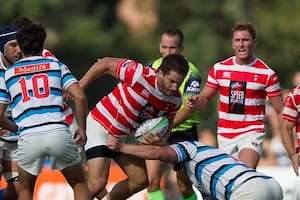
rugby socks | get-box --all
[0,189,4,200]
[181,192,197,200]
[147,189,165,200]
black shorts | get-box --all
[86,145,119,160]
[167,125,198,144]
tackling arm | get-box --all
[108,135,178,163]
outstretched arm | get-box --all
[107,135,178,163]
[185,86,218,110]
[79,57,123,90]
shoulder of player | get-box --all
[151,57,163,69]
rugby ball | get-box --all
[134,116,169,142]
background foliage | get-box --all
[1,0,300,129]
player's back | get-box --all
[4,56,77,136]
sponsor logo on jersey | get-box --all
[229,81,246,114]
[185,77,201,96]
[14,63,50,75]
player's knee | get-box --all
[87,177,107,197]
[131,174,148,191]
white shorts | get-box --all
[85,113,110,151]
[85,113,135,151]
[17,129,81,176]
[231,177,283,200]
[0,140,18,181]
[0,140,18,161]
[217,132,264,158]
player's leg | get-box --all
[176,167,196,200]
[84,113,114,198]
[62,163,90,200]
[0,142,19,200]
[86,156,110,197]
[48,129,90,200]
[16,134,44,200]
[146,159,167,200]
[109,153,148,200]
[237,132,264,169]
[17,166,37,200]
[1,158,19,200]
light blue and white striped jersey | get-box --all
[170,141,271,200]
[0,56,77,136]
[0,52,18,141]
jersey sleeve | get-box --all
[170,141,197,163]
[206,64,219,89]
[182,71,201,99]
[0,69,10,104]
[116,59,143,87]
[60,62,78,90]
[282,88,298,122]
[265,70,282,97]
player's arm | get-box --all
[160,115,175,144]
[281,118,299,176]
[65,82,88,146]
[79,57,122,90]
[0,103,18,133]
[185,86,218,110]
[108,135,178,163]
[172,106,196,127]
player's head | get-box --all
[10,16,33,28]
[159,27,184,57]
[0,25,21,65]
[17,22,46,56]
[156,54,188,96]
[232,22,256,40]
[231,22,257,64]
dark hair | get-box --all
[10,16,33,28]
[16,23,46,56]
[162,27,184,47]
[232,22,257,40]
[158,54,188,77]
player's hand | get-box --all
[139,132,163,145]
[107,134,122,151]
[0,127,10,136]
[74,129,87,147]
[185,95,197,109]
[63,90,74,102]
[290,153,299,176]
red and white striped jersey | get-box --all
[206,56,282,138]
[283,87,300,146]
[91,59,182,136]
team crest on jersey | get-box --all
[253,74,259,81]
[223,71,232,79]
[123,60,137,72]
[141,89,149,98]
[14,63,50,75]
